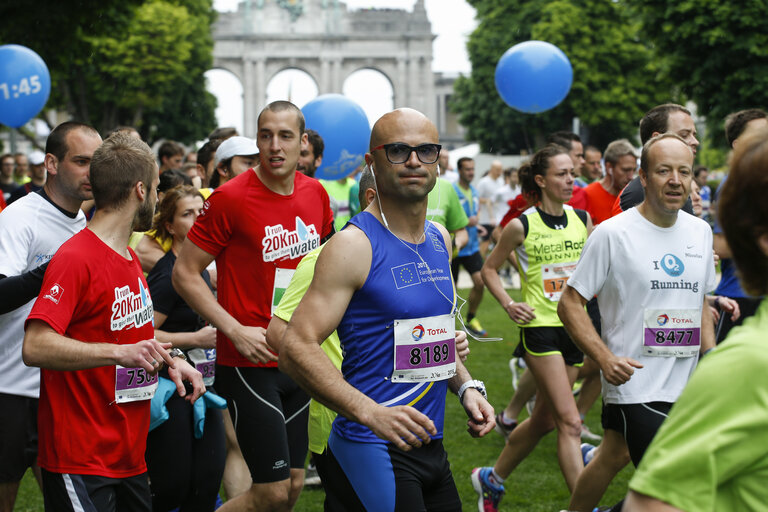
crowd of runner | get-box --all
[0,101,766,512]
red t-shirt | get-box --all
[26,228,155,478]
[186,169,333,368]
[583,181,618,225]
[499,195,534,228]
[567,185,587,210]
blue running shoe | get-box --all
[471,467,504,512]
[581,442,597,466]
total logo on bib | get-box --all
[643,308,700,358]
[110,278,154,331]
[392,314,456,383]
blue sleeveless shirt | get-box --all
[333,212,455,443]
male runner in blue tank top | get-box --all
[274,108,495,512]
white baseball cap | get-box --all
[214,136,258,166]
[29,150,46,166]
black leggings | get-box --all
[145,392,226,512]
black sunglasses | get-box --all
[372,143,442,164]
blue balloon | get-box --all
[0,45,51,128]
[494,41,573,114]
[302,94,370,180]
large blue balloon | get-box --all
[0,45,51,128]
[495,41,573,114]
[302,94,370,180]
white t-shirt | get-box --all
[568,207,716,405]
[476,175,504,225]
[493,184,521,223]
[0,192,86,398]
[441,169,459,184]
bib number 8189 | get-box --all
[410,343,450,366]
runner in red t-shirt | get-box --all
[173,101,334,511]
[583,139,637,225]
[23,133,204,511]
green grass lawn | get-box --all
[17,288,633,511]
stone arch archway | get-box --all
[266,67,320,106]
[205,67,245,133]
[212,0,435,137]
[343,67,394,126]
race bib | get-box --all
[189,348,216,386]
[392,314,456,383]
[271,268,296,314]
[542,261,578,301]
[115,365,158,403]
[642,309,701,358]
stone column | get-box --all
[242,58,255,138]
[395,57,408,107]
[320,57,331,94]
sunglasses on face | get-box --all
[372,143,442,164]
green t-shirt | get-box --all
[629,299,768,511]
[348,181,361,218]
[427,178,469,232]
[321,178,356,232]
[273,245,342,455]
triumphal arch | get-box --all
[212,0,437,137]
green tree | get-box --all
[625,0,768,149]
[451,0,675,153]
[0,0,217,144]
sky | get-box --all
[207,0,477,133]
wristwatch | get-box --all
[169,348,187,362]
[458,379,487,404]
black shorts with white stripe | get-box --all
[214,365,310,483]
[41,469,150,512]
[601,401,673,467]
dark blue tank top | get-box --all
[333,212,455,443]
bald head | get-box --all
[490,160,503,179]
[366,108,439,203]
[369,108,438,151]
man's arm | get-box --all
[277,228,436,451]
[447,357,495,438]
[712,233,732,259]
[23,319,175,373]
[700,296,715,353]
[0,261,48,314]
[135,234,166,273]
[153,311,217,350]
[173,238,276,364]
[452,228,468,251]
[558,286,642,385]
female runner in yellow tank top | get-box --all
[471,144,594,511]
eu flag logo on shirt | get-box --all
[391,262,420,290]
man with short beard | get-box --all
[22,132,205,511]
[0,122,101,512]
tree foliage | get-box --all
[0,0,217,144]
[451,0,675,153]
[625,0,768,148]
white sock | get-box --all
[489,469,505,487]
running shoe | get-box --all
[471,467,505,512]
[304,462,322,487]
[467,318,488,337]
[494,412,517,439]
[572,379,583,396]
[581,443,597,465]
[509,357,522,389]
[580,422,603,442]
[526,394,536,416]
